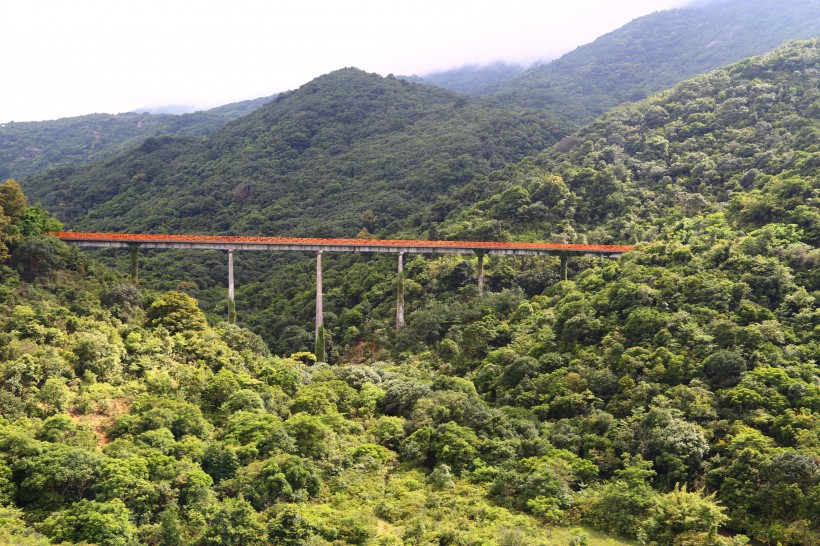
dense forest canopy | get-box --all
[437,39,820,246]
[22,68,569,236]
[0,95,274,182]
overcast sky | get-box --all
[2,0,695,123]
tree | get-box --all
[284,413,333,459]
[202,444,240,483]
[202,497,266,546]
[146,291,207,333]
[11,236,70,280]
[579,455,658,538]
[41,498,136,546]
[18,203,62,236]
[17,445,104,509]
[0,179,27,222]
[72,326,125,382]
[430,421,479,473]
[93,457,160,522]
[635,407,709,488]
[639,484,728,546]
[37,377,71,415]
[267,507,314,545]
[703,350,747,389]
[527,495,564,530]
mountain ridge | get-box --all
[0,94,276,181]
[480,0,820,122]
[23,68,570,237]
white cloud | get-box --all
[0,0,692,122]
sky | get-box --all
[2,0,694,123]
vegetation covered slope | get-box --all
[484,0,820,123]
[403,62,526,95]
[7,0,820,189]
[2,38,818,546]
[23,68,569,236]
[145,40,820,543]
[439,39,820,246]
[217,38,820,364]
[390,39,818,544]
[0,94,274,181]
[1,182,637,545]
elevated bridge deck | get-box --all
[52,232,634,257]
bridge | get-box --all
[53,231,634,358]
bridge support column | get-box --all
[128,243,140,283]
[560,253,568,281]
[476,252,485,295]
[315,252,325,362]
[227,249,236,325]
[396,253,405,329]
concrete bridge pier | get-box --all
[560,252,568,281]
[227,249,236,324]
[128,243,140,283]
[476,252,485,295]
[315,252,325,361]
[396,252,405,329]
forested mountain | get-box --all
[7,0,820,190]
[2,0,820,536]
[438,38,820,246]
[403,62,526,95]
[1,39,818,545]
[0,94,274,181]
[22,68,569,236]
[483,0,820,123]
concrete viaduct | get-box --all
[53,232,634,358]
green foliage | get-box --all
[0,178,27,222]
[11,236,72,280]
[71,325,125,381]
[146,291,208,333]
[703,350,748,389]
[0,506,52,545]
[0,97,274,181]
[26,68,568,239]
[201,497,266,546]
[639,484,729,546]
[41,498,137,546]
[577,455,657,538]
[267,506,314,545]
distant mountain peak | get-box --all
[483,0,820,122]
[132,104,199,115]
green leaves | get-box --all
[146,291,208,334]
[639,484,728,546]
[41,498,137,546]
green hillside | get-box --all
[9,0,820,190]
[483,0,820,123]
[0,95,274,181]
[1,181,639,545]
[438,39,820,246]
[403,62,526,95]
